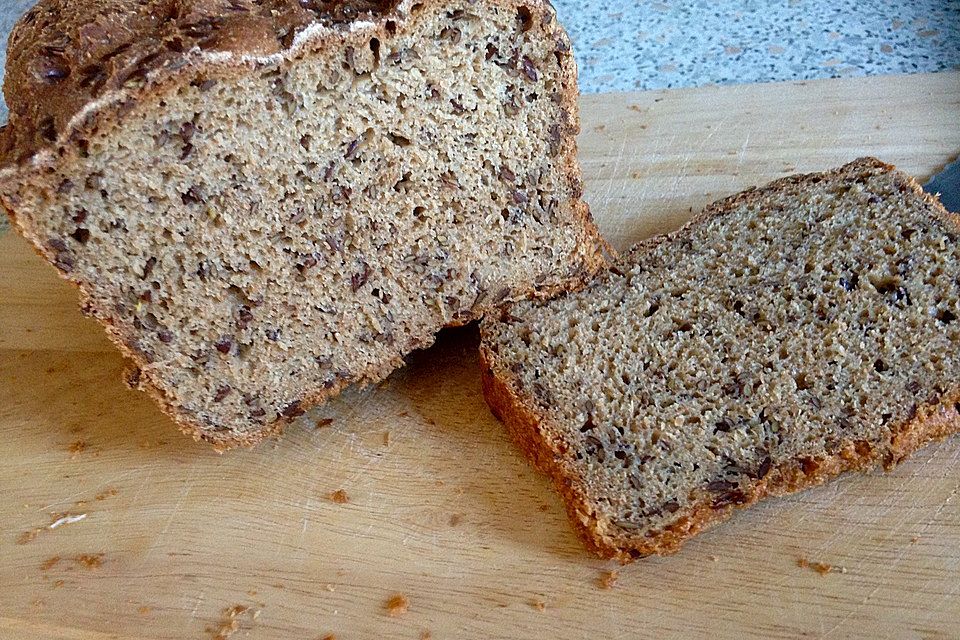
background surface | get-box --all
[0,0,959,122]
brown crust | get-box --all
[479,157,960,561]
[1,0,604,449]
[1,0,400,167]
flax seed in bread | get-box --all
[480,158,960,560]
[0,0,605,448]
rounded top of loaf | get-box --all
[0,0,401,168]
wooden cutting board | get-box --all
[2,72,959,640]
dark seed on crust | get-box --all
[214,336,233,354]
[713,417,733,433]
[54,251,74,271]
[141,257,157,279]
[351,261,371,292]
[579,414,596,433]
[584,435,605,461]
[70,227,90,243]
[181,185,205,205]
[213,385,232,402]
[440,26,461,44]
[344,138,360,159]
[157,329,173,343]
[237,305,254,329]
[712,489,747,508]
[280,400,305,418]
[706,479,739,493]
[756,457,773,478]
[662,500,681,513]
[180,121,195,143]
[521,56,538,82]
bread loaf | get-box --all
[480,158,960,560]
[0,0,605,448]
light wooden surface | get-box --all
[2,72,959,640]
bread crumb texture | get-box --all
[481,158,960,560]
[0,0,603,448]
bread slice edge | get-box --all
[479,157,960,561]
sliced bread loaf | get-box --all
[480,158,960,560]
[0,0,605,448]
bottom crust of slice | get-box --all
[480,337,960,563]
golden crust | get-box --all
[479,158,960,561]
[2,0,605,449]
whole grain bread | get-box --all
[480,158,960,561]
[0,0,606,448]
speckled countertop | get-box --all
[2,0,957,232]
[1,0,959,119]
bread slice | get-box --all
[480,158,960,560]
[0,0,606,448]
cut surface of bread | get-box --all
[480,158,960,560]
[0,0,605,447]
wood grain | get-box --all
[1,72,959,640]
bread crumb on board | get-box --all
[796,558,847,575]
[74,553,104,569]
[17,528,41,545]
[419,630,432,640]
[68,440,88,456]
[329,489,349,504]
[207,604,256,640]
[320,634,336,640]
[529,598,546,612]
[315,418,334,429]
[385,593,409,617]
[598,570,619,589]
[95,487,120,501]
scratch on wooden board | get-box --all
[300,496,314,537]
[599,136,628,208]
[39,471,136,511]
[735,132,751,176]
[189,588,207,622]
[820,444,960,639]
[136,465,199,572]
